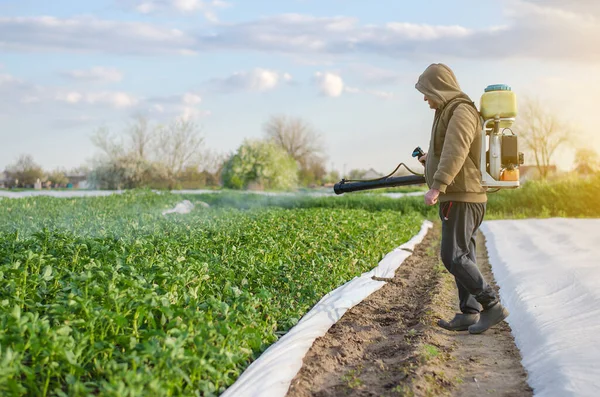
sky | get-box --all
[1,0,600,175]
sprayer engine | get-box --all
[479,84,524,189]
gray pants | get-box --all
[439,201,498,314]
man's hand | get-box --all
[419,152,428,165]
[424,188,440,206]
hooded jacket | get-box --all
[415,63,487,203]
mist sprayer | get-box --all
[333,84,524,195]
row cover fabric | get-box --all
[481,218,600,397]
[0,190,123,198]
[221,220,433,397]
[162,200,195,215]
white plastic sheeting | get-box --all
[162,200,195,215]
[221,220,433,397]
[0,190,123,198]
[481,218,600,397]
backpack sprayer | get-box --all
[334,84,524,195]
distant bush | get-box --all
[221,139,298,191]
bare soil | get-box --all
[286,223,532,397]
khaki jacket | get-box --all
[415,64,487,203]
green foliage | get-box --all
[0,191,423,395]
[45,169,69,188]
[4,154,45,188]
[486,173,600,219]
[221,139,299,191]
[419,344,440,362]
[298,158,327,187]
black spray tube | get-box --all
[333,175,426,195]
[333,146,427,195]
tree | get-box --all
[90,124,157,189]
[347,169,367,180]
[154,118,205,188]
[323,170,341,185]
[517,98,572,179]
[46,169,69,187]
[198,149,228,187]
[299,157,327,186]
[4,154,44,187]
[574,148,599,175]
[128,114,154,160]
[263,115,324,165]
[263,115,327,186]
[221,139,298,190]
[89,116,206,189]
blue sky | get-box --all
[1,0,599,174]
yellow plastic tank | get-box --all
[480,84,517,128]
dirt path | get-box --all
[286,223,532,397]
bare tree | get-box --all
[263,115,325,166]
[517,98,572,179]
[92,116,155,162]
[128,114,154,160]
[154,118,205,186]
[91,126,124,160]
[90,116,206,189]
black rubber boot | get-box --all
[437,313,479,331]
[468,303,509,334]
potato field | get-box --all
[0,192,424,396]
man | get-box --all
[415,63,509,334]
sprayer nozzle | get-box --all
[412,147,425,159]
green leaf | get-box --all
[42,265,53,281]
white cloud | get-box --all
[194,7,600,61]
[56,91,138,108]
[152,104,165,113]
[348,64,406,85]
[63,67,123,83]
[367,90,395,100]
[180,106,211,121]
[61,92,83,104]
[343,86,395,100]
[210,68,290,93]
[0,72,43,116]
[21,95,41,104]
[314,72,344,97]
[51,115,95,129]
[126,0,231,21]
[135,3,156,13]
[0,16,195,55]
[1,73,139,110]
[0,73,23,86]
[182,92,202,105]
[344,86,360,94]
[0,72,210,127]
[2,3,600,60]
[144,91,209,121]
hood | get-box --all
[415,63,465,108]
